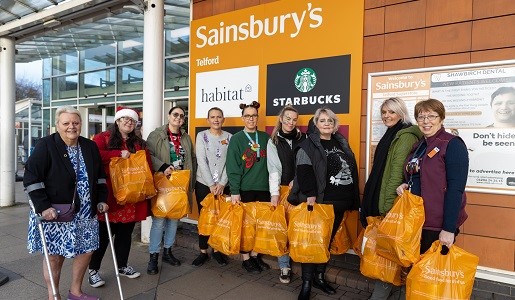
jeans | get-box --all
[149,217,178,254]
[278,253,290,269]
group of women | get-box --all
[24,96,469,300]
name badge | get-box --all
[427,147,440,158]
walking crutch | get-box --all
[98,204,124,300]
[26,192,59,300]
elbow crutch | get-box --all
[98,204,124,300]
[26,191,59,300]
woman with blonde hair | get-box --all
[25,106,108,300]
[289,107,360,300]
[267,105,305,283]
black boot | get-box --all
[147,253,159,275]
[298,280,311,300]
[162,247,181,266]
[312,264,336,295]
[299,263,315,300]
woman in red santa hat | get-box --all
[87,106,152,288]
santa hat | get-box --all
[114,107,139,122]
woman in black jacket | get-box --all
[24,106,108,300]
[289,107,360,300]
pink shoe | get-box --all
[67,291,99,300]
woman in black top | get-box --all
[289,107,360,300]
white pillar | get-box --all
[0,37,16,207]
[141,0,164,243]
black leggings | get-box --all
[195,181,230,250]
[89,221,136,270]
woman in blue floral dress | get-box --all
[24,106,108,300]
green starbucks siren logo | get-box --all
[294,68,317,93]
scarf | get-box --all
[279,128,299,140]
[360,121,407,227]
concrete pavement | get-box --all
[0,182,372,300]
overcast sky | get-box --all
[15,60,42,83]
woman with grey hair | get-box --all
[360,97,422,299]
[24,106,108,300]
[288,107,360,300]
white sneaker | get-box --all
[279,267,291,284]
[118,265,140,279]
[88,269,105,288]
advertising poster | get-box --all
[190,0,364,150]
[367,62,515,195]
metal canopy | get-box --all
[0,0,190,62]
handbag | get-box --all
[49,144,80,222]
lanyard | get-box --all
[243,130,260,160]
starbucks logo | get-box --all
[294,68,317,93]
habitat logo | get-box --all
[266,55,350,116]
[295,68,317,93]
[195,66,259,118]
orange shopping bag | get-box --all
[288,203,334,263]
[151,170,190,219]
[406,241,479,300]
[240,202,258,252]
[197,194,230,236]
[208,203,243,255]
[278,185,295,219]
[109,150,156,205]
[330,211,352,255]
[376,190,425,267]
[360,216,403,286]
[253,204,288,257]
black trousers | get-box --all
[89,221,136,270]
[420,228,459,254]
[195,181,230,250]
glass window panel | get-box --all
[79,68,116,97]
[43,79,51,106]
[52,75,78,99]
[43,58,51,77]
[80,44,116,71]
[165,27,190,56]
[165,58,189,90]
[118,64,143,93]
[52,52,78,75]
[117,38,144,64]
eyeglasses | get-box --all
[318,118,334,124]
[416,115,439,122]
[243,114,258,120]
[120,117,136,124]
[171,112,185,119]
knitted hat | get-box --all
[114,107,139,122]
